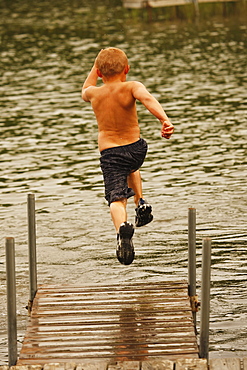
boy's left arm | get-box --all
[132,82,174,139]
[81,64,98,102]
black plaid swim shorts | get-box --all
[100,138,148,206]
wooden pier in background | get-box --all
[122,0,239,8]
[18,281,200,365]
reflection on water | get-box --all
[0,0,247,364]
[116,306,149,362]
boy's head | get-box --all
[96,48,129,78]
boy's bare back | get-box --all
[83,79,153,152]
[82,48,174,152]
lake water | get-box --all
[0,0,246,364]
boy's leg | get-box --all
[110,198,127,232]
[110,198,135,266]
[127,170,142,206]
[128,170,153,227]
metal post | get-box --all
[5,237,17,366]
[188,208,197,328]
[27,193,37,311]
[199,237,211,360]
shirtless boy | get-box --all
[82,47,174,266]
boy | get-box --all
[82,47,174,266]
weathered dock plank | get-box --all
[176,358,208,369]
[76,364,108,370]
[244,358,247,370]
[108,362,140,370]
[43,365,76,370]
[209,358,241,369]
[12,367,43,370]
[2,358,247,369]
[141,359,174,369]
[18,282,199,365]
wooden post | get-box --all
[27,193,37,313]
[192,0,200,17]
[5,237,17,366]
[199,237,211,359]
[188,208,197,328]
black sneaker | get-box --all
[116,222,135,265]
[135,198,153,227]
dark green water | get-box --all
[0,0,246,363]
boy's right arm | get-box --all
[81,64,98,102]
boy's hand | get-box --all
[161,121,174,139]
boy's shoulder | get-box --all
[125,80,144,88]
[82,80,144,102]
[119,80,144,91]
[81,84,98,102]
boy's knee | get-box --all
[110,198,127,206]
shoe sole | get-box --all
[135,204,153,227]
[119,222,134,239]
[117,222,135,265]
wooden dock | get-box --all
[18,281,201,365]
[5,200,246,369]
[3,358,247,369]
[6,277,247,369]
[3,359,247,369]
[122,0,238,8]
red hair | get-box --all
[96,48,128,77]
